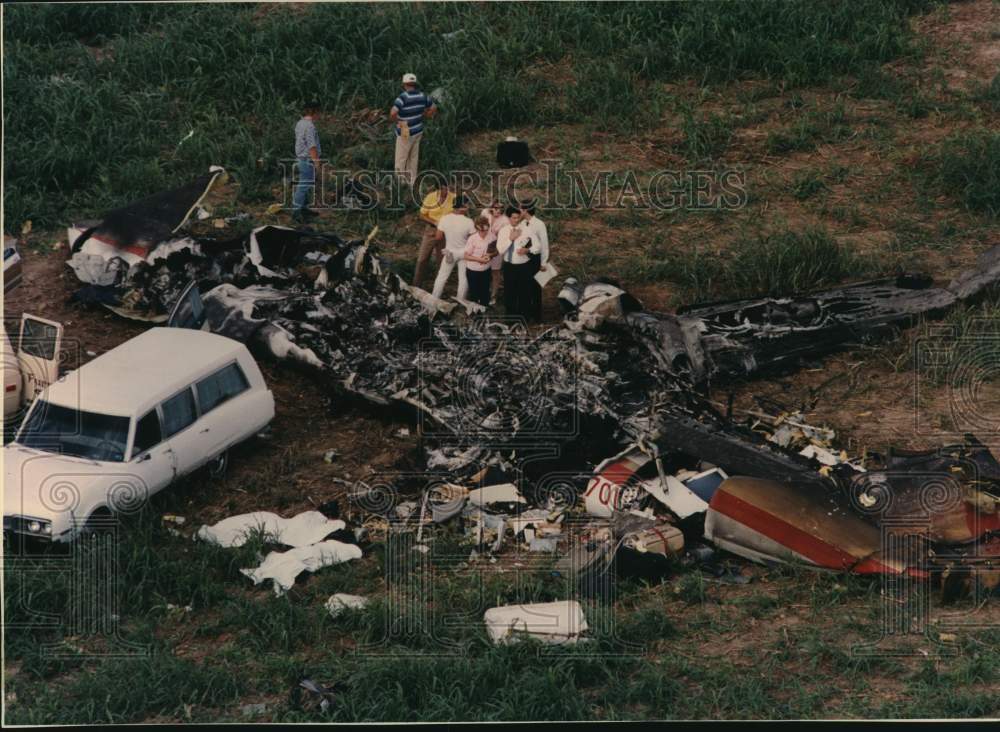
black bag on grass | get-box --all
[497,138,532,168]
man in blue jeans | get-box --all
[292,100,322,221]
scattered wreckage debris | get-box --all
[291,678,342,714]
[63,177,1000,597]
[67,167,231,321]
[325,593,369,618]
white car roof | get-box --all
[43,327,248,417]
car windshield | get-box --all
[17,400,130,462]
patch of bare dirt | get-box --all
[912,0,1000,90]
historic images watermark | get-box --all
[278,159,748,213]
[914,322,1000,447]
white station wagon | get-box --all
[3,327,274,542]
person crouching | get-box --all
[463,217,494,307]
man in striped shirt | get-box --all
[389,73,437,187]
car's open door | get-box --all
[167,279,207,330]
[17,314,63,401]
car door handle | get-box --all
[200,427,210,433]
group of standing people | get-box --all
[416,182,549,320]
[291,74,552,321]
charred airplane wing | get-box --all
[567,245,1000,384]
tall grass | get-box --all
[631,227,877,303]
[6,653,245,724]
[924,129,1000,217]
[4,1,932,230]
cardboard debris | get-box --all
[622,524,684,557]
[484,601,589,645]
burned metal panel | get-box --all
[705,477,913,575]
[69,168,226,255]
[648,405,849,494]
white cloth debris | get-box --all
[467,483,525,507]
[242,540,362,596]
[196,511,345,548]
[507,508,553,535]
[484,601,589,645]
[325,593,369,617]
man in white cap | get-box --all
[389,73,438,186]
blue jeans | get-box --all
[292,157,315,212]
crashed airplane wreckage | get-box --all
[65,172,1000,588]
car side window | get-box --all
[161,388,197,438]
[132,410,162,455]
[196,363,250,414]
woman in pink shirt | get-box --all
[463,217,494,307]
[481,201,510,305]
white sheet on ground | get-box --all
[242,540,363,596]
[196,510,345,548]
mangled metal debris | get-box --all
[63,177,1000,592]
[571,250,1000,384]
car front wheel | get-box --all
[207,450,229,479]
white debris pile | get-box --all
[196,510,361,596]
